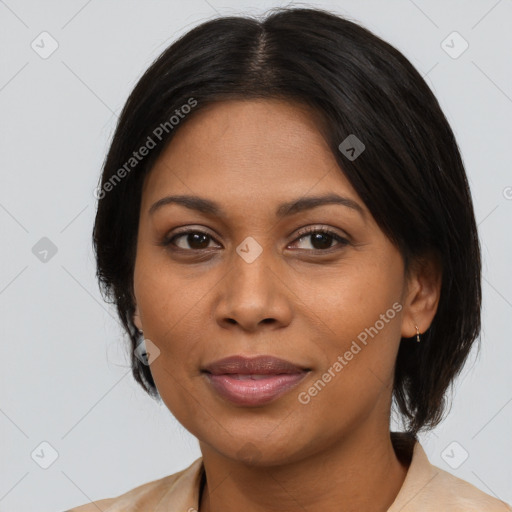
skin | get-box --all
[132,98,442,512]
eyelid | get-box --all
[170,225,218,238]
[293,225,349,242]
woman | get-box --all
[67,6,511,511]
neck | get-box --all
[198,427,411,512]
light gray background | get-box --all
[1,1,511,511]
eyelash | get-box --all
[161,226,350,254]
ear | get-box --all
[133,303,143,332]
[401,252,442,338]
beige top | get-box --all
[67,433,511,511]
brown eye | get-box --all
[308,232,334,250]
[164,230,218,250]
[291,227,349,251]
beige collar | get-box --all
[151,432,510,512]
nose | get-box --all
[214,244,293,332]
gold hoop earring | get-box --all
[415,324,421,343]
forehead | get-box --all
[141,99,363,217]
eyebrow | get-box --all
[149,193,366,221]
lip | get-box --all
[202,355,310,375]
[202,355,311,407]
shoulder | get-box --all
[390,434,511,512]
[425,465,512,512]
[65,475,176,512]
[65,495,117,512]
[65,458,202,512]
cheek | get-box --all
[135,268,208,426]
[133,252,196,368]
[293,255,404,395]
[132,249,226,406]
[134,241,205,330]
[293,301,402,437]
[296,253,403,340]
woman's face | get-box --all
[133,98,416,465]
